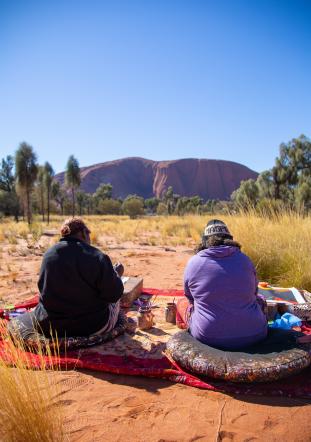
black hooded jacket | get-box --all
[34,236,124,337]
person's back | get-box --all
[35,234,123,337]
[185,245,267,349]
[10,218,124,340]
[178,219,267,349]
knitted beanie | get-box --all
[203,219,232,239]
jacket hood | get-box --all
[197,245,239,259]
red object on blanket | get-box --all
[0,295,39,319]
[142,288,185,297]
[1,289,311,399]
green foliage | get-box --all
[0,190,20,217]
[94,183,113,200]
[201,199,218,214]
[15,142,38,224]
[256,171,275,199]
[0,156,20,220]
[163,186,180,214]
[122,196,144,218]
[255,198,286,217]
[65,155,81,189]
[51,181,67,215]
[232,135,311,213]
[43,162,54,224]
[36,166,46,221]
[93,183,114,213]
[156,202,168,215]
[76,190,87,215]
[144,197,160,213]
[295,177,311,211]
[231,179,259,209]
[175,195,203,215]
[65,155,81,216]
[97,199,122,215]
[84,193,94,215]
[0,156,15,192]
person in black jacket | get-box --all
[9,217,124,340]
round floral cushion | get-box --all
[166,329,311,383]
[9,312,128,352]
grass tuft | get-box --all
[0,322,65,442]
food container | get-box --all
[165,302,177,324]
[137,307,154,330]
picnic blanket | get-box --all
[0,289,311,399]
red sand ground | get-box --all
[1,239,311,441]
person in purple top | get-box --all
[176,219,268,349]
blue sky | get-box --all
[0,0,310,173]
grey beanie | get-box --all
[203,219,233,239]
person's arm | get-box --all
[184,265,194,304]
[96,254,124,303]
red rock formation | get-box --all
[56,157,258,200]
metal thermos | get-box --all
[165,302,177,324]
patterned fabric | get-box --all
[93,301,121,335]
[289,303,311,321]
[166,329,311,383]
[9,310,127,352]
[1,290,311,398]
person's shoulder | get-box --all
[237,249,255,266]
[83,242,110,261]
[43,240,63,256]
[185,252,202,270]
[40,241,65,263]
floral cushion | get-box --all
[166,329,311,383]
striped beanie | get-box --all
[203,219,233,239]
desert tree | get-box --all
[76,190,87,215]
[44,162,54,224]
[65,155,81,217]
[144,197,160,214]
[163,186,180,214]
[94,183,113,200]
[231,179,259,210]
[122,195,144,219]
[85,193,94,215]
[0,156,15,193]
[15,142,38,224]
[51,181,66,215]
[36,166,45,221]
[0,155,20,220]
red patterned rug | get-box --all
[0,289,311,399]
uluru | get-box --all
[55,157,258,200]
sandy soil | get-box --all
[1,236,311,441]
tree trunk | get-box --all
[72,188,75,217]
[47,187,50,225]
[41,187,45,222]
[26,187,31,225]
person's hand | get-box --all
[114,262,124,277]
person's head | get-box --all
[196,219,241,251]
[60,217,91,244]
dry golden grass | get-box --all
[1,210,311,290]
[0,323,65,442]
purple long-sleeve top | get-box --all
[184,246,267,349]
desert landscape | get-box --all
[1,214,311,441]
[2,1,311,440]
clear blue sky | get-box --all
[0,0,310,174]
